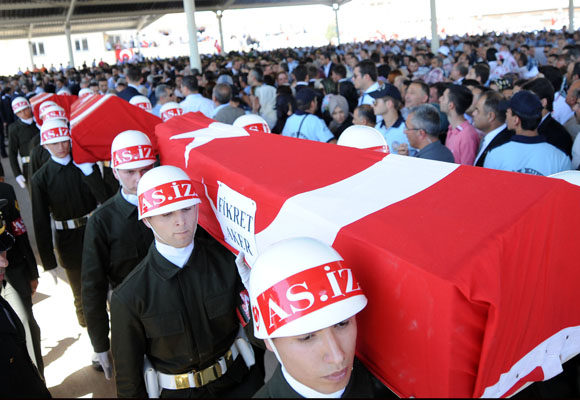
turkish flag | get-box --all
[155,113,580,398]
[30,92,78,126]
[70,94,161,163]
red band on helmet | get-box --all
[135,102,151,111]
[43,110,66,120]
[112,145,155,168]
[139,179,199,216]
[42,126,70,143]
[161,108,183,121]
[12,101,28,112]
[244,123,269,133]
[254,260,363,336]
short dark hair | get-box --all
[355,104,376,125]
[332,64,347,78]
[212,83,232,104]
[538,65,563,94]
[293,64,308,82]
[473,63,490,84]
[512,109,542,131]
[182,75,199,92]
[522,78,554,112]
[572,61,580,80]
[355,60,378,82]
[432,82,450,99]
[447,84,473,115]
[481,90,506,124]
[126,66,142,83]
[454,64,468,77]
[410,81,429,98]
[408,104,440,137]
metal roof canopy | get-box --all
[0,0,350,40]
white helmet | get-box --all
[160,102,184,122]
[337,125,390,154]
[38,100,58,116]
[11,97,30,114]
[233,114,271,133]
[130,95,152,112]
[57,88,71,96]
[40,104,67,122]
[40,119,70,145]
[249,237,367,339]
[78,88,93,98]
[111,130,156,170]
[137,165,201,220]
[549,170,580,186]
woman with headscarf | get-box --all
[326,94,353,139]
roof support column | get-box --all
[332,3,341,45]
[430,0,439,54]
[28,24,35,70]
[216,10,225,55]
[570,0,575,32]
[183,0,202,72]
[65,23,75,69]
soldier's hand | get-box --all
[97,351,113,380]
[73,162,96,176]
[30,279,39,295]
[15,175,26,189]
[48,269,58,285]
[235,251,251,291]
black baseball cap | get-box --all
[368,83,402,102]
[499,90,542,117]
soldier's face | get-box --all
[268,316,357,394]
[44,140,71,158]
[114,165,154,195]
[144,205,198,248]
[17,107,32,120]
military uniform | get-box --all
[0,182,44,377]
[111,228,264,398]
[8,118,39,183]
[30,157,100,327]
[27,135,50,182]
[0,295,51,398]
[254,358,393,398]
[81,190,153,354]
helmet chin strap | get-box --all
[267,338,284,368]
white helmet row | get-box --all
[137,165,201,220]
[337,125,389,154]
[130,95,152,112]
[250,237,367,339]
[78,88,94,98]
[38,100,58,116]
[160,102,184,122]
[111,130,156,170]
[40,119,70,145]
[233,114,271,133]
[11,97,30,114]
[40,104,67,123]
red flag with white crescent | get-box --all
[70,94,161,163]
[155,113,580,398]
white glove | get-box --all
[48,269,58,285]
[97,351,113,380]
[15,175,26,189]
[235,251,251,291]
[74,162,95,176]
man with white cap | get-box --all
[111,165,264,398]
[81,130,156,379]
[30,119,101,328]
[248,237,389,398]
[8,97,39,189]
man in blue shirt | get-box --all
[282,88,336,143]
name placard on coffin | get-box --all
[70,94,161,164]
[155,113,580,398]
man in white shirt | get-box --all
[179,75,215,118]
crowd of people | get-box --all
[1,26,580,398]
